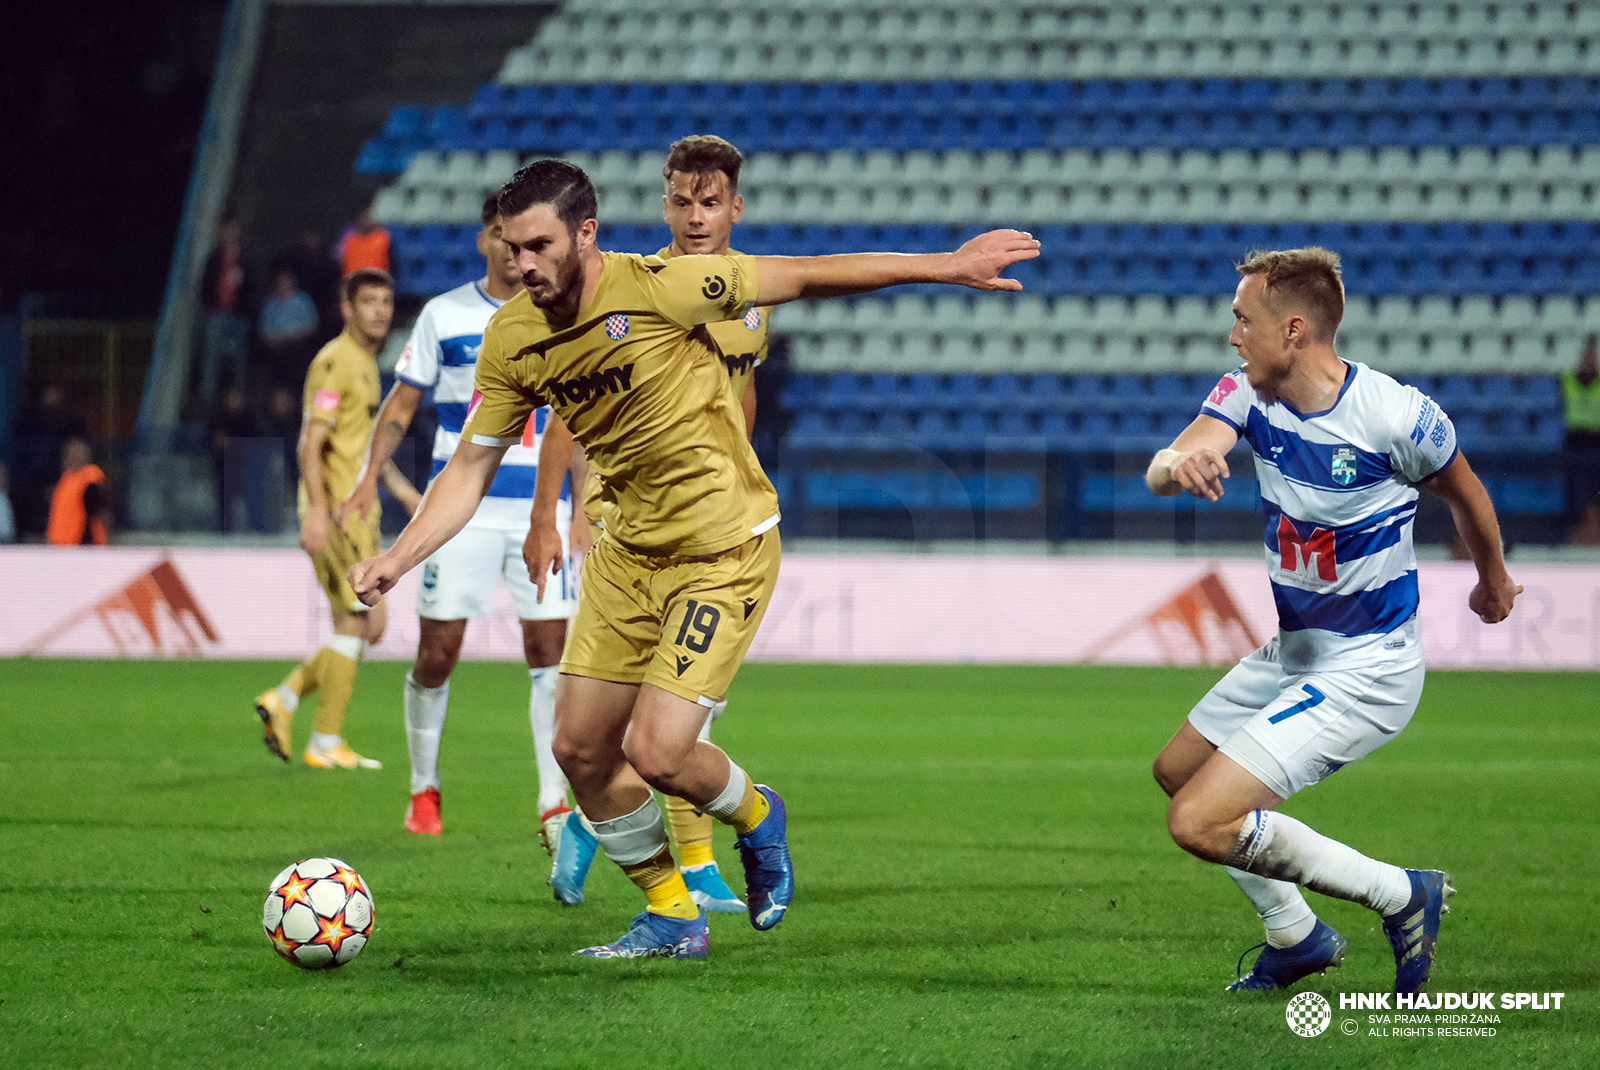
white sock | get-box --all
[404,672,449,795]
[1227,866,1318,948]
[1227,810,1414,917]
[310,731,341,751]
[275,685,300,713]
[701,758,747,822]
[327,634,366,661]
[529,666,568,815]
[589,795,668,865]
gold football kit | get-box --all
[463,251,781,702]
[299,332,382,613]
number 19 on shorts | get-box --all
[674,600,721,653]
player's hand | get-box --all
[348,553,402,607]
[522,522,565,603]
[1468,573,1522,624]
[299,511,329,556]
[945,229,1042,291]
[1171,447,1232,502]
[338,477,379,525]
[568,515,595,559]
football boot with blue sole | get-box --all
[682,862,745,914]
[735,785,793,931]
[574,909,709,959]
[1384,868,1455,995]
[548,809,598,907]
[1226,919,1347,992]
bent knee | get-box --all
[1165,798,1226,860]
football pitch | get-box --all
[2,658,1595,1069]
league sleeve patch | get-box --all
[465,389,484,427]
[1207,375,1239,406]
[394,344,412,375]
[312,389,339,412]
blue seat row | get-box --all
[467,76,1600,123]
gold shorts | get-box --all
[310,512,382,616]
[562,529,781,704]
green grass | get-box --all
[1,659,1596,1069]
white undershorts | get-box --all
[416,500,578,622]
[1187,631,1425,799]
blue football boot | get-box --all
[682,861,746,914]
[735,785,793,931]
[573,910,709,959]
[546,808,598,907]
[1384,869,1455,995]
[1226,919,1347,991]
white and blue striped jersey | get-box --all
[1201,361,1459,672]
[393,279,566,530]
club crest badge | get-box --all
[1331,447,1357,486]
[743,308,761,331]
[605,314,629,340]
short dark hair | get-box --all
[1236,247,1345,344]
[480,193,500,227]
[341,267,393,304]
[497,158,597,234]
[663,134,744,193]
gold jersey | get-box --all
[298,331,381,517]
[465,249,779,557]
[655,245,770,404]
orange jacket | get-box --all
[47,464,108,545]
[339,228,390,277]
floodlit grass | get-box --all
[1,659,1595,1069]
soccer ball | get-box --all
[262,857,374,969]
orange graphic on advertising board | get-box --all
[29,559,220,656]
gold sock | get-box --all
[622,846,699,919]
[284,649,324,698]
[726,778,770,837]
[311,649,359,738]
[666,795,715,868]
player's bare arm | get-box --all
[1146,414,1240,502]
[297,419,333,555]
[340,380,424,523]
[565,439,594,558]
[523,412,577,601]
[739,379,757,440]
[378,460,422,517]
[348,439,507,605]
[751,229,1041,304]
[1422,452,1523,623]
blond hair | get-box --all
[1236,247,1345,344]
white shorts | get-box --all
[416,502,579,622]
[1187,634,1425,799]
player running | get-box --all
[1146,247,1521,994]
[339,196,580,846]
[255,268,420,770]
[552,135,764,915]
[350,158,1038,959]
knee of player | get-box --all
[1164,796,1218,858]
[619,735,677,789]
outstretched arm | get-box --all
[1423,452,1522,623]
[340,380,424,523]
[752,229,1040,305]
[1146,415,1241,502]
[349,439,506,605]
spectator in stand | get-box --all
[336,209,390,278]
[279,227,342,338]
[199,217,256,405]
[210,383,266,533]
[13,383,88,538]
[0,462,16,543]
[1562,335,1600,544]
[47,438,111,546]
[264,384,303,531]
[258,268,321,390]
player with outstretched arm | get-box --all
[1146,247,1521,994]
[350,159,1039,959]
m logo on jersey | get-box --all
[721,352,759,377]
[1331,448,1357,486]
[701,275,727,300]
[743,308,761,331]
[546,363,636,406]
[1277,516,1337,581]
[1208,375,1239,406]
[605,314,629,340]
